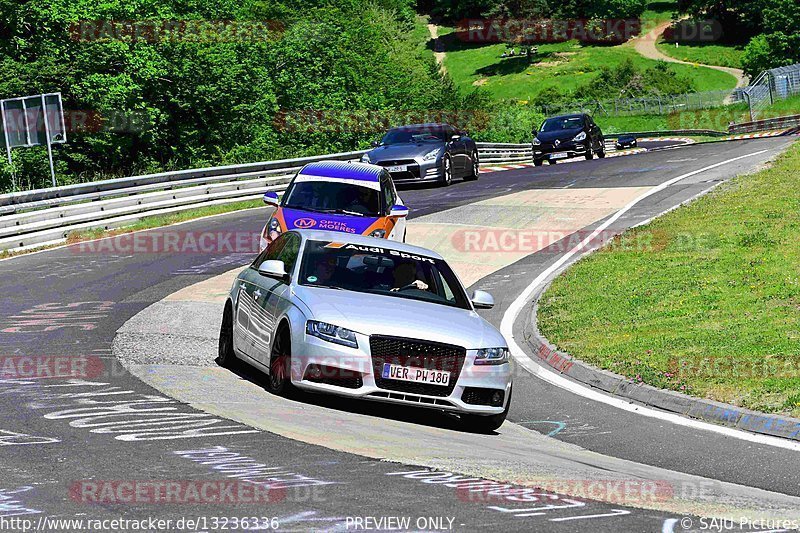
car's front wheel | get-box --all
[585,146,594,160]
[533,159,543,167]
[440,156,453,187]
[267,326,293,395]
[461,387,512,433]
[217,303,237,368]
[463,151,479,181]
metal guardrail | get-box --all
[0,150,367,212]
[0,143,531,252]
[728,114,800,134]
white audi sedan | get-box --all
[218,229,513,431]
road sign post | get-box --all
[0,92,66,190]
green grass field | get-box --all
[538,142,800,417]
[439,35,737,102]
[640,0,677,26]
[656,40,744,69]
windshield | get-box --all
[540,117,584,132]
[380,127,448,145]
[299,240,471,310]
[282,180,381,217]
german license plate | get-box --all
[382,363,450,386]
[386,165,407,173]
[550,152,568,159]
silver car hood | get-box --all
[293,286,506,349]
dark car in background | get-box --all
[361,123,480,186]
[616,134,638,149]
[532,113,605,165]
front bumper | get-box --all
[533,140,588,161]
[370,157,443,183]
[290,332,512,415]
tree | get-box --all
[740,0,800,76]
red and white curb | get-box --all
[637,137,695,144]
[718,130,786,141]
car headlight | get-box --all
[573,131,587,142]
[475,347,509,365]
[422,148,441,162]
[266,217,282,241]
[369,229,387,238]
[306,320,358,349]
[360,153,371,163]
[533,137,541,146]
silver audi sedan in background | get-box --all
[218,229,513,432]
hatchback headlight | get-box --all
[306,320,358,348]
[573,131,587,142]
[533,137,542,146]
[360,153,371,163]
[422,148,441,162]
[475,347,509,365]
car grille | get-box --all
[303,364,363,389]
[369,335,466,397]
[376,160,420,181]
[462,387,505,407]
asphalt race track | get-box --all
[1,138,798,532]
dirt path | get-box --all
[428,23,447,75]
[633,20,748,88]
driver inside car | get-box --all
[390,262,429,292]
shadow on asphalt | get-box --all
[215,356,502,436]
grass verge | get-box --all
[656,40,744,70]
[538,141,800,418]
[0,199,265,260]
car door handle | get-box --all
[253,290,262,300]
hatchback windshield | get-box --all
[282,180,381,217]
[540,117,584,132]
[300,240,471,309]
[380,127,447,145]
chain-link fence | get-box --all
[743,64,800,120]
[540,89,743,118]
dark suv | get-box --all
[532,113,605,166]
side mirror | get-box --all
[258,260,289,281]
[471,290,494,310]
[389,205,409,218]
[370,140,380,148]
[263,191,280,207]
